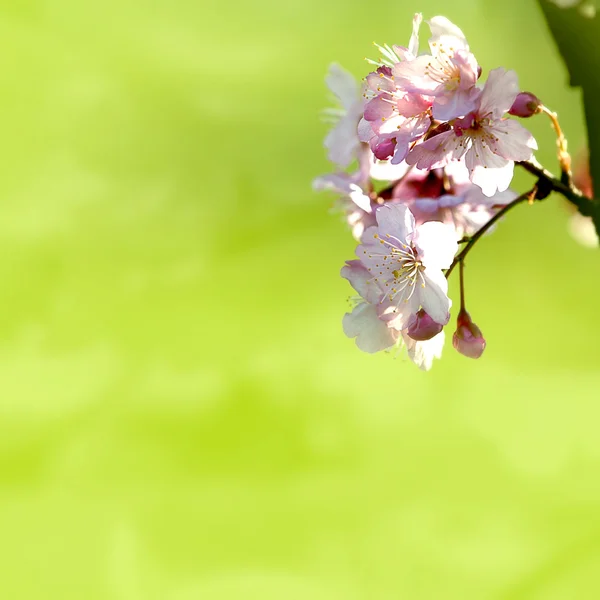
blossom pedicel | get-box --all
[315,12,594,370]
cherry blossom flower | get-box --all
[341,261,445,369]
[393,16,481,121]
[355,203,457,327]
[406,68,537,197]
[358,14,433,165]
[359,67,433,165]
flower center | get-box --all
[370,233,425,306]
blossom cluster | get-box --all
[315,14,539,370]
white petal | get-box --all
[478,68,519,119]
[326,63,359,111]
[341,260,381,303]
[348,183,372,212]
[492,119,537,160]
[375,203,416,242]
[343,302,398,353]
[415,221,459,269]
[369,157,411,181]
[428,17,468,51]
[325,113,361,168]
[407,13,423,58]
[357,118,374,143]
[468,154,514,197]
[403,331,445,370]
[393,55,439,93]
[419,268,451,325]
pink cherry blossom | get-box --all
[355,203,457,326]
[406,68,537,196]
[341,260,445,369]
[359,67,432,165]
[392,16,481,121]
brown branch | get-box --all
[516,158,596,216]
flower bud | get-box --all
[508,92,542,118]
[452,310,486,359]
[371,137,396,161]
[407,309,444,341]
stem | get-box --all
[445,187,537,278]
[459,259,466,312]
[516,158,596,217]
[541,105,572,187]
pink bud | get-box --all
[452,310,486,359]
[508,92,542,118]
[371,137,396,160]
[407,309,444,341]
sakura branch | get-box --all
[314,13,596,370]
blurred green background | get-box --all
[1,0,599,598]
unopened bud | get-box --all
[407,309,444,341]
[452,309,486,359]
[371,137,396,161]
[509,92,542,118]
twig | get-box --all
[516,158,596,217]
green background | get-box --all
[1,0,599,598]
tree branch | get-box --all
[516,158,596,216]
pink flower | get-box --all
[393,16,481,121]
[355,203,457,327]
[341,260,445,370]
[406,68,537,197]
[359,67,432,165]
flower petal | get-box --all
[491,119,537,160]
[478,68,519,119]
[415,221,459,269]
[406,130,459,170]
[419,268,452,325]
[427,16,468,51]
[343,302,398,353]
[326,63,359,112]
[375,203,416,241]
[403,330,445,370]
[341,260,381,303]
